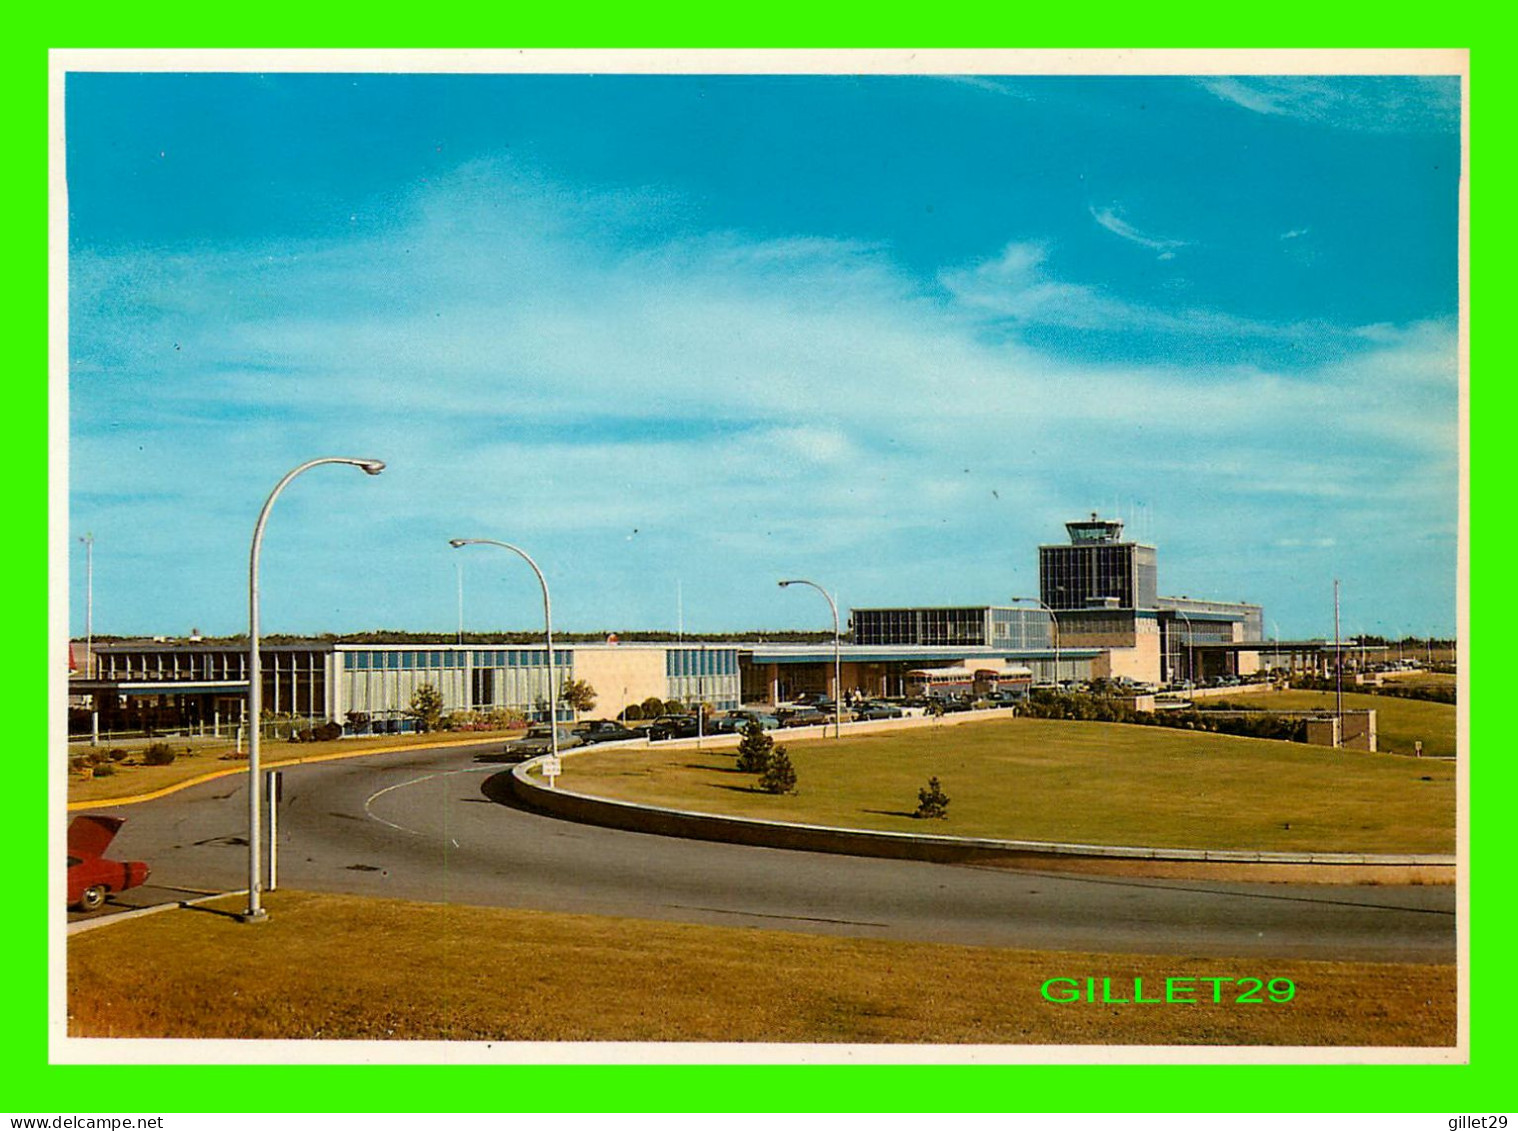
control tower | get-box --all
[1039,512,1158,611]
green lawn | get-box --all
[1239,688,1457,758]
[557,716,1454,854]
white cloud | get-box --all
[1089,205,1189,256]
[68,161,1459,635]
[1195,76,1461,134]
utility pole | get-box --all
[80,533,97,745]
[1334,579,1343,742]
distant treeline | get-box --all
[86,629,844,646]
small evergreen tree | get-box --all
[407,683,445,732]
[758,745,797,794]
[915,776,950,819]
[735,720,774,773]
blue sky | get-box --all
[65,69,1462,639]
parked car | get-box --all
[809,699,857,723]
[778,705,829,728]
[646,714,701,741]
[574,719,642,744]
[481,725,583,763]
[68,815,149,913]
[854,701,904,720]
[710,711,780,733]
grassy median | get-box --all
[553,717,1454,854]
[66,891,1454,1045]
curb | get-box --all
[66,889,245,935]
[507,750,1456,882]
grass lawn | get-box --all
[555,717,1453,854]
[1383,671,1458,692]
[66,891,1454,1045]
[1238,689,1456,758]
[66,728,523,807]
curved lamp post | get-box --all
[244,456,385,924]
[1010,595,1060,688]
[778,578,841,738]
[1174,609,1195,689]
[450,538,559,764]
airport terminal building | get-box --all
[68,516,1268,739]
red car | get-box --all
[67,815,150,912]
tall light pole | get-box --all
[451,538,559,763]
[244,456,385,924]
[779,578,841,738]
[78,533,94,678]
[78,533,97,743]
[1334,579,1343,731]
[1174,609,1195,688]
[1010,596,1059,687]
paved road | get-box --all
[76,742,1456,963]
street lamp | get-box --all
[78,533,97,743]
[244,456,385,924]
[1174,609,1195,689]
[450,538,559,765]
[778,578,841,738]
[1010,596,1059,687]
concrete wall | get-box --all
[1304,710,1377,752]
[570,647,670,719]
[1096,631,1162,684]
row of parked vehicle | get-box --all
[484,698,923,761]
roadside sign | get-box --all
[541,755,562,786]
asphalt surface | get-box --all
[72,741,1457,963]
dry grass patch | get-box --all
[557,717,1454,853]
[67,891,1453,1046]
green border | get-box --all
[13,4,1498,1113]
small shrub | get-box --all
[622,703,644,722]
[69,756,89,773]
[914,776,950,820]
[93,763,115,778]
[735,721,774,773]
[314,720,343,742]
[662,699,686,716]
[142,743,176,766]
[107,748,128,762]
[639,696,666,718]
[758,745,797,794]
[482,707,526,731]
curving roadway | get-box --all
[80,741,1456,963]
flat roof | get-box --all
[69,679,250,693]
[744,644,1104,664]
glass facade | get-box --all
[339,646,575,721]
[989,607,1054,649]
[1039,543,1157,610]
[852,607,991,647]
[665,647,741,710]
